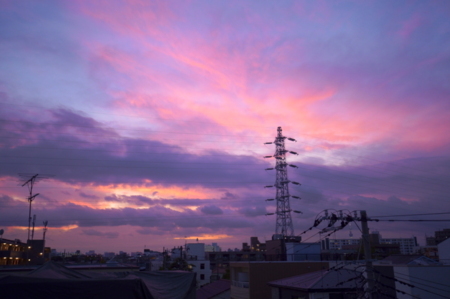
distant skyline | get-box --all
[1,0,449,253]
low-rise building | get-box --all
[186,243,205,260]
[425,228,450,246]
[389,264,450,298]
[205,243,222,252]
[0,237,49,265]
[285,242,321,261]
[188,259,211,288]
[268,268,365,299]
[321,232,417,255]
[321,237,360,251]
[196,279,230,299]
[230,261,328,299]
[207,249,265,283]
[0,238,28,265]
[381,237,417,255]
[415,245,439,260]
[438,238,450,265]
[185,243,211,288]
[435,228,450,245]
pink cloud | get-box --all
[397,13,424,40]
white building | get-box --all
[381,237,418,255]
[149,255,164,271]
[185,243,211,288]
[321,238,360,250]
[322,232,418,255]
[186,243,206,260]
[393,265,450,298]
[205,242,221,252]
[438,238,450,265]
[189,259,212,288]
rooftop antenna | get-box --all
[264,127,301,239]
[42,220,48,256]
[43,220,48,241]
[19,173,54,241]
[31,214,36,240]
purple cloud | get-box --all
[80,192,99,199]
[199,205,223,215]
[82,229,119,239]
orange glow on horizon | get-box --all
[174,234,232,240]
[8,225,79,232]
[93,183,220,200]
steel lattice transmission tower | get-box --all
[264,127,301,239]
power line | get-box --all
[375,269,450,299]
[371,212,450,218]
[376,219,450,222]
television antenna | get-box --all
[19,173,54,241]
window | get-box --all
[200,274,205,280]
[200,263,205,269]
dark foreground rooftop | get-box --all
[0,261,196,299]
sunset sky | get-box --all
[1,0,449,254]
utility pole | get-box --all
[315,210,376,298]
[264,127,301,239]
[361,210,375,299]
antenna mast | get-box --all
[31,214,36,240]
[43,220,48,258]
[264,127,301,239]
[19,173,54,241]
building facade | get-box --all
[185,243,211,288]
[0,238,49,265]
[321,232,418,255]
[381,237,418,255]
[230,261,328,299]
